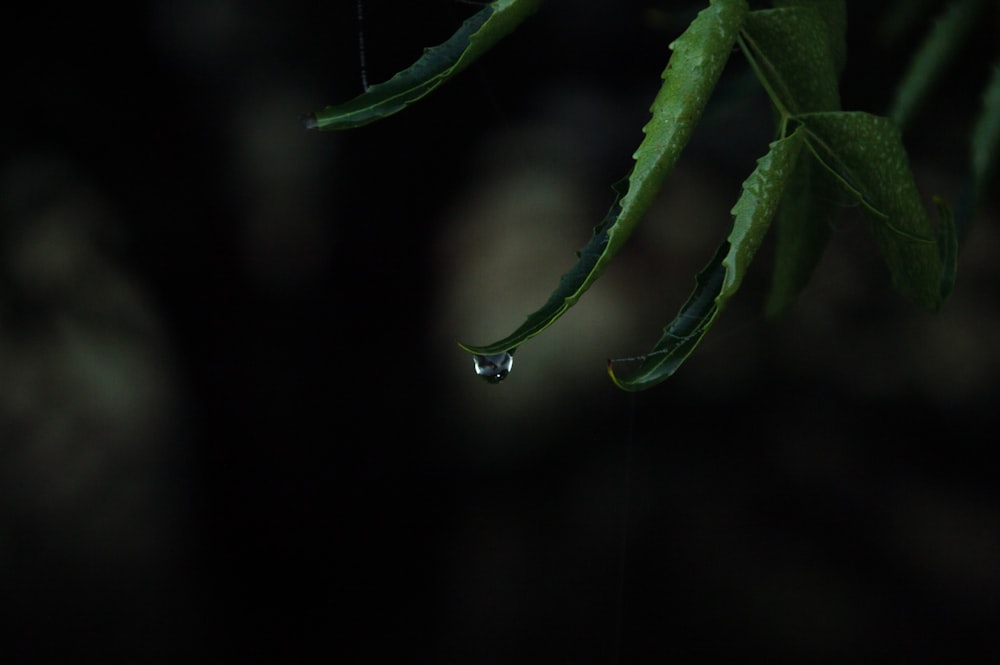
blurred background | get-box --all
[2,0,998,662]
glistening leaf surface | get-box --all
[801,111,956,310]
[305,0,541,130]
[739,4,842,314]
[459,0,749,356]
[771,0,847,75]
[609,129,804,391]
[740,6,841,115]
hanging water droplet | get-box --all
[473,351,513,384]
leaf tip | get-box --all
[606,358,628,390]
[300,113,319,130]
[606,357,644,392]
[456,340,479,354]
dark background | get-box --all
[2,1,999,662]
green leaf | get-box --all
[934,197,958,302]
[764,152,836,316]
[970,62,1000,207]
[723,130,806,298]
[459,0,749,356]
[609,129,804,391]
[304,0,541,130]
[887,0,986,131]
[800,111,955,310]
[770,0,847,76]
[740,6,841,116]
[458,177,626,356]
[739,4,842,314]
[607,243,728,392]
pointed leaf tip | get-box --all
[459,0,748,362]
[609,129,804,391]
[305,0,541,130]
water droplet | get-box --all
[473,352,513,384]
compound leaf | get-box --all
[740,4,842,314]
[459,0,749,356]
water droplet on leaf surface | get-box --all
[473,352,513,384]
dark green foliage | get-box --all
[308,0,995,390]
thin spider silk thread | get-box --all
[613,392,637,664]
[357,0,369,91]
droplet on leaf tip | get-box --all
[473,352,513,384]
